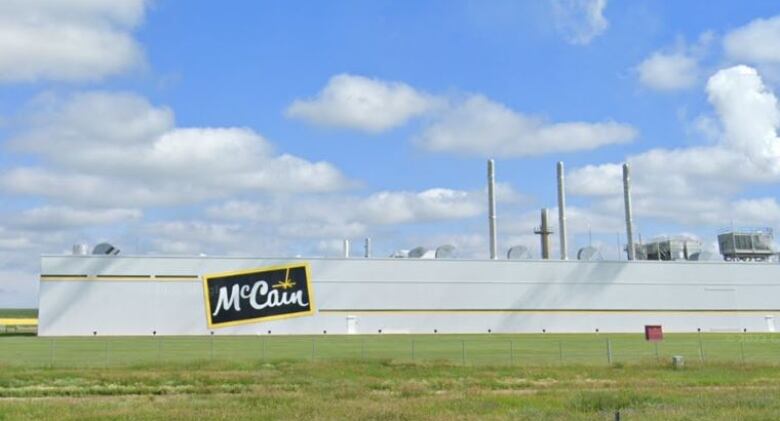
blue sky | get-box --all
[2,0,780,306]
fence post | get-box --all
[49,338,55,368]
[509,340,513,366]
[740,337,746,365]
[461,340,466,365]
[698,330,705,364]
[558,340,563,364]
[654,341,660,364]
[606,338,613,365]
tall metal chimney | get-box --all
[487,159,498,260]
[622,163,635,261]
[535,208,554,259]
[364,237,371,258]
[343,239,350,258]
[556,161,568,260]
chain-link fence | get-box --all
[1,333,779,368]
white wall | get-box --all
[38,256,780,336]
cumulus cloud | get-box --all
[146,185,492,256]
[0,269,38,307]
[286,74,440,133]
[207,187,491,228]
[1,92,351,206]
[636,33,713,91]
[0,0,147,83]
[707,65,780,173]
[415,95,636,157]
[288,75,636,157]
[551,0,609,45]
[569,65,780,228]
[12,206,141,230]
[724,15,780,65]
[637,53,699,91]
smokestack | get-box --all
[343,239,350,258]
[487,159,498,260]
[623,163,635,260]
[556,161,568,260]
[535,208,554,259]
[364,237,371,258]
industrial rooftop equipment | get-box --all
[717,228,775,261]
[640,237,702,261]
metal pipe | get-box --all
[487,159,498,260]
[623,163,635,261]
[556,161,568,260]
[364,237,371,258]
[343,239,350,258]
[535,208,553,259]
[72,243,88,256]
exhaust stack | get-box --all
[364,237,371,258]
[487,159,498,260]
[556,161,568,260]
[343,239,350,258]
[623,163,635,260]
[535,208,554,259]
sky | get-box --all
[2,0,780,307]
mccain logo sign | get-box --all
[203,263,315,328]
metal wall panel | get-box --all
[39,256,780,335]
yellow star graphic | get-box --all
[272,278,296,289]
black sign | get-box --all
[203,263,315,328]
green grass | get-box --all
[1,334,780,419]
[1,360,780,419]
[0,309,37,318]
[0,333,779,368]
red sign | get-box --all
[645,325,663,341]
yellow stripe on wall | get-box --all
[0,318,38,326]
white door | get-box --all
[346,315,358,334]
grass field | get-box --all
[2,359,780,419]
[0,309,36,318]
[2,333,780,419]
[1,332,779,368]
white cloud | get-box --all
[637,52,699,91]
[13,206,141,230]
[360,188,483,224]
[569,65,780,228]
[724,15,780,65]
[288,75,636,157]
[551,0,609,45]
[286,74,439,133]
[636,32,714,92]
[207,186,490,229]
[0,0,147,83]
[0,269,38,307]
[731,198,780,224]
[415,95,636,157]
[707,65,780,173]
[1,92,352,206]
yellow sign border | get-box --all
[202,262,316,329]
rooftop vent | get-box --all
[577,246,603,261]
[435,244,456,259]
[507,245,532,260]
[92,242,119,255]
